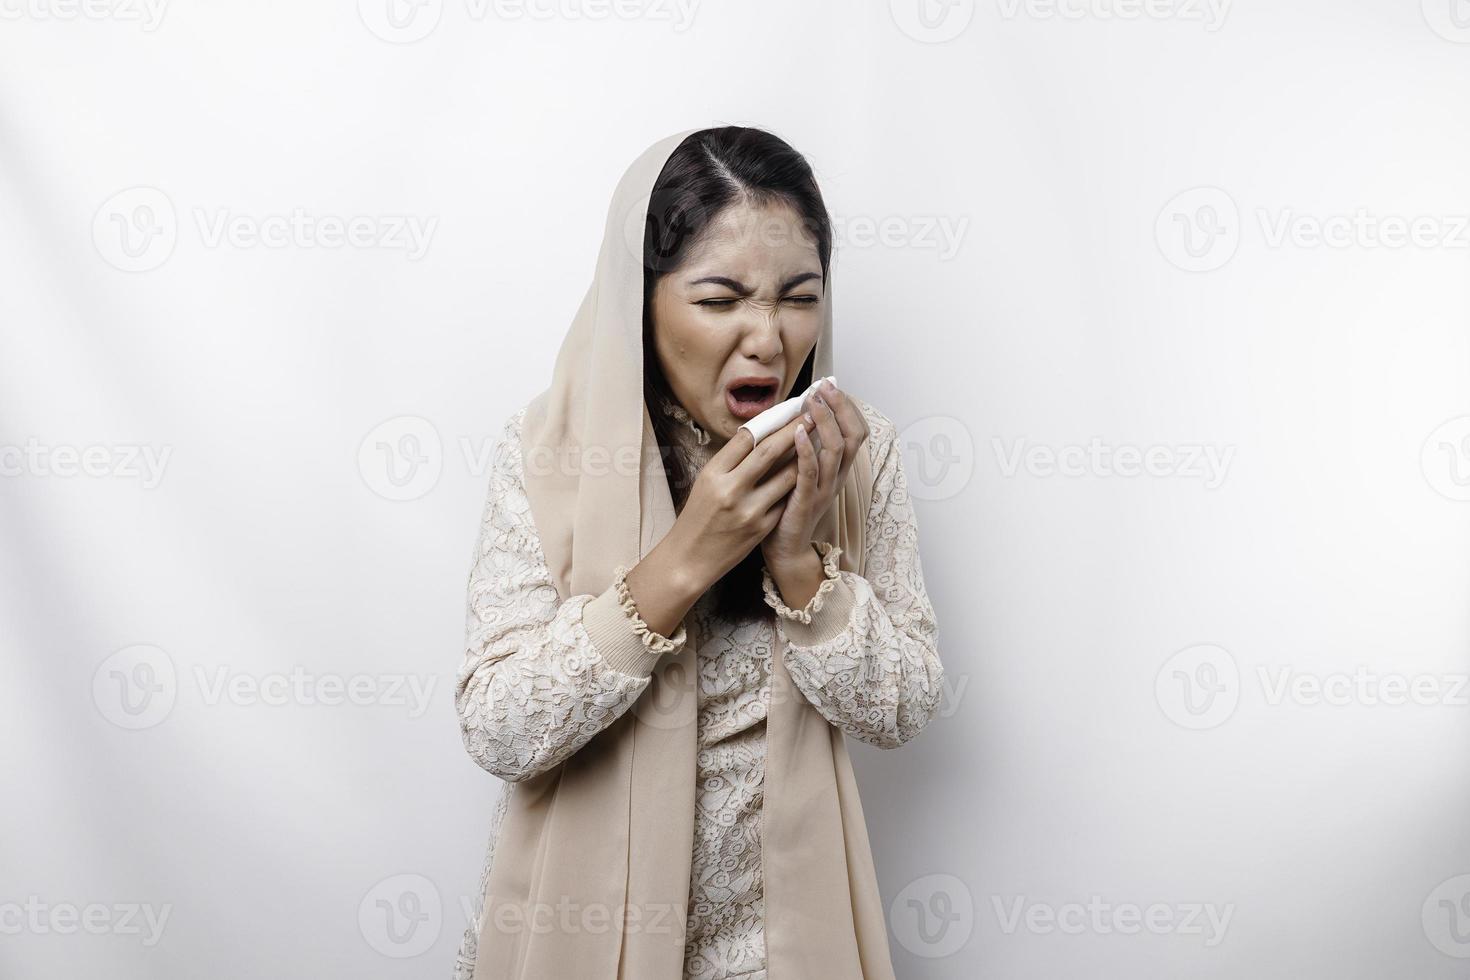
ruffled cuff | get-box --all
[762,541,843,624]
[581,565,688,678]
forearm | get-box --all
[764,543,826,612]
[621,531,710,638]
[457,594,655,781]
[779,571,945,749]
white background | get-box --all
[3,1,1469,977]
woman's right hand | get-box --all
[619,403,817,639]
[668,408,816,591]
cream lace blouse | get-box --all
[453,396,944,980]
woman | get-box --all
[453,126,944,980]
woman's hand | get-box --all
[654,407,813,596]
[760,378,870,572]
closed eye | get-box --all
[696,295,819,308]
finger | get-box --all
[748,453,799,515]
[793,422,820,500]
[816,381,869,485]
[728,411,807,484]
[810,392,844,490]
[710,425,757,472]
[816,380,865,452]
[760,425,817,523]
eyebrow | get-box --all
[686,272,823,294]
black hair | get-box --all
[641,126,835,623]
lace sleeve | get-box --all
[454,408,689,783]
[773,400,946,749]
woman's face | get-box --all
[651,199,825,446]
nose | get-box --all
[737,297,783,361]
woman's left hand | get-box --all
[760,378,870,571]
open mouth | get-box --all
[725,378,781,420]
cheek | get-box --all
[653,305,727,381]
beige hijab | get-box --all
[472,127,894,980]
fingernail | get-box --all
[804,412,814,425]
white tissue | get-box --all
[738,375,837,444]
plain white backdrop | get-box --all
[3,1,1469,976]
